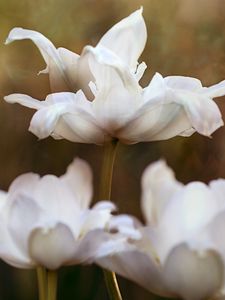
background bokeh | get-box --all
[0,0,225,299]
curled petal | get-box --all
[171,90,224,137]
[5,28,75,91]
[29,103,74,139]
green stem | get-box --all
[47,270,57,300]
[99,139,122,300]
[37,267,47,300]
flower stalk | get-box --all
[37,267,47,300]
[99,139,122,300]
[47,270,58,300]
[36,267,57,300]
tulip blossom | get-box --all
[4,9,225,144]
[0,158,135,270]
[96,160,225,300]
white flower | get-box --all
[4,9,225,144]
[0,158,124,270]
[96,161,225,300]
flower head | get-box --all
[0,158,126,270]
[4,9,225,144]
[96,161,225,300]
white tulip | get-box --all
[97,161,225,300]
[0,158,130,270]
[4,9,225,144]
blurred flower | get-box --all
[0,158,134,270]
[4,9,225,144]
[96,160,225,300]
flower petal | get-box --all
[154,182,221,262]
[8,194,42,256]
[141,160,183,225]
[98,8,147,69]
[29,222,76,269]
[203,79,225,98]
[6,28,76,91]
[164,243,223,300]
[60,157,93,210]
[97,249,170,297]
[171,90,224,136]
[4,94,44,109]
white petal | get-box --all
[203,79,225,98]
[164,76,203,91]
[8,194,42,256]
[84,45,140,93]
[60,157,93,210]
[141,160,183,225]
[155,182,220,262]
[0,207,33,268]
[4,94,44,109]
[6,28,74,92]
[92,201,116,212]
[98,8,147,69]
[172,90,224,136]
[78,204,115,237]
[32,175,80,233]
[164,244,223,300]
[97,250,171,297]
[209,179,225,211]
[8,173,40,196]
[119,101,191,143]
[70,230,120,264]
[109,215,141,240]
[29,222,76,269]
[29,103,74,139]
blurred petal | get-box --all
[29,222,76,269]
[155,182,220,262]
[141,160,183,225]
[97,250,171,297]
[164,244,223,300]
[8,173,40,196]
[71,230,123,264]
[8,194,41,255]
[98,8,147,69]
[60,157,93,209]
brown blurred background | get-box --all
[0,0,225,299]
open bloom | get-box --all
[0,158,133,270]
[96,161,225,300]
[4,9,225,144]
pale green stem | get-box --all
[37,267,47,300]
[47,270,58,300]
[99,139,122,300]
